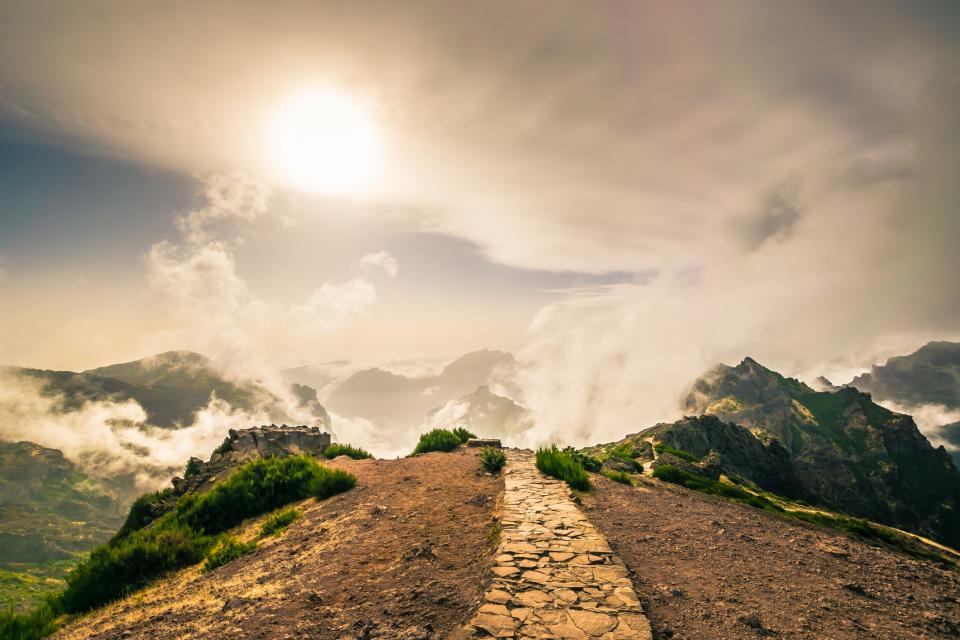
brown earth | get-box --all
[582,473,960,640]
[54,448,503,640]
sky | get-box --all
[1,1,959,451]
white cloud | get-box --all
[359,251,398,278]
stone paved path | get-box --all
[460,450,652,639]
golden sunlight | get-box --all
[269,87,380,194]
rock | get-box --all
[466,438,502,448]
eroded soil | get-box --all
[582,474,960,640]
[55,449,502,640]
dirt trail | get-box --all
[55,449,502,640]
[582,473,960,640]
[458,450,652,639]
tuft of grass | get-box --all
[411,429,464,455]
[652,464,782,512]
[0,598,60,640]
[201,536,257,573]
[452,427,476,443]
[478,447,506,473]
[323,443,372,460]
[602,469,634,485]
[654,443,700,463]
[536,446,591,491]
[259,508,302,537]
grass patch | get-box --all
[652,464,782,512]
[212,436,232,456]
[565,447,602,472]
[0,599,60,640]
[200,536,257,573]
[478,447,506,473]
[536,446,591,491]
[259,507,302,537]
[654,443,700,463]
[55,456,355,616]
[487,519,502,547]
[112,487,175,541]
[602,469,635,485]
[411,429,463,455]
[323,443,372,460]
[452,427,476,443]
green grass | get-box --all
[13,455,357,628]
[183,457,202,479]
[652,464,782,512]
[536,446,590,491]
[478,447,506,473]
[258,508,302,537]
[602,469,634,485]
[323,443,372,460]
[0,599,60,640]
[411,429,464,455]
[452,427,476,443]
[654,443,700,463]
[111,487,175,541]
[564,447,602,472]
[201,536,257,573]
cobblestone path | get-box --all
[461,450,652,639]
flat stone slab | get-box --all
[467,438,503,448]
[461,451,652,639]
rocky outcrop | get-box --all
[846,341,960,409]
[170,425,332,496]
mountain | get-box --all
[325,349,515,428]
[0,440,123,611]
[425,385,531,439]
[684,357,960,548]
[847,341,960,409]
[7,351,330,429]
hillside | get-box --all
[683,357,960,548]
[33,443,960,640]
[0,441,123,612]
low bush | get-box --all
[323,443,372,460]
[602,469,634,485]
[609,442,647,460]
[536,446,591,491]
[259,507,302,537]
[563,447,602,472]
[654,443,700,463]
[452,427,477,443]
[652,464,781,512]
[183,457,202,479]
[0,599,60,640]
[112,487,175,541]
[201,536,257,573]
[478,447,506,473]
[212,436,232,456]
[411,429,463,455]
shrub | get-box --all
[323,443,372,460]
[563,447,602,472]
[602,469,634,485]
[0,599,60,640]
[259,507,302,537]
[610,442,647,460]
[177,455,353,534]
[411,429,463,455]
[536,446,591,491]
[183,457,202,478]
[201,536,257,573]
[478,447,506,473]
[654,443,700,463]
[57,456,355,615]
[212,436,232,456]
[452,427,476,443]
[112,487,175,541]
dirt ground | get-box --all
[582,474,960,640]
[55,449,503,640]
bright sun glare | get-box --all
[270,88,381,195]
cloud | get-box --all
[735,181,803,251]
[359,251,398,278]
[0,254,7,283]
[874,400,960,453]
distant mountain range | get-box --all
[845,341,960,409]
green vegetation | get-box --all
[652,464,782,512]
[6,456,356,637]
[259,507,302,537]
[478,447,506,473]
[602,469,634,485]
[411,428,464,455]
[323,443,372,460]
[536,446,590,491]
[183,457,202,479]
[609,442,646,460]
[212,436,232,456]
[563,447,602,472]
[201,536,257,573]
[451,427,477,443]
[112,488,175,541]
[654,442,700,463]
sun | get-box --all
[269,88,381,195]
